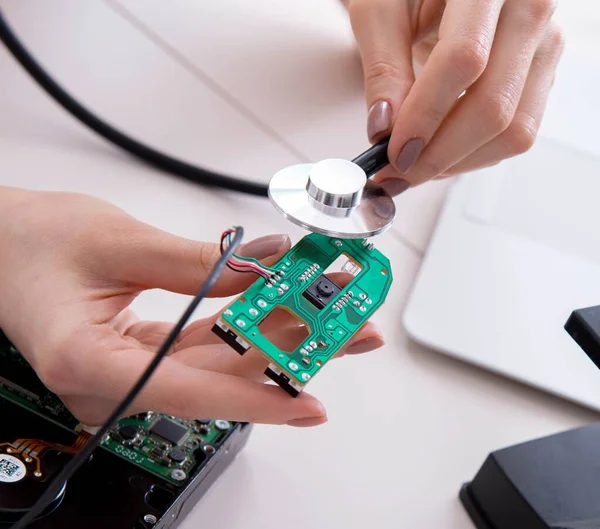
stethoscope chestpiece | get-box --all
[268,157,395,239]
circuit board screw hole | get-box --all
[170,469,186,481]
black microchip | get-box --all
[149,418,188,445]
[302,275,342,310]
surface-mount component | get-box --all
[117,425,138,442]
[211,321,250,355]
[302,275,343,310]
[168,447,187,463]
[212,232,393,396]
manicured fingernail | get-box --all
[287,416,328,427]
[380,178,410,197]
[367,101,392,143]
[346,336,385,354]
[286,400,327,427]
[240,235,290,260]
[395,138,425,174]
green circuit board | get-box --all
[0,330,81,433]
[101,413,235,486]
[213,233,393,396]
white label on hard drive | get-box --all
[0,454,26,483]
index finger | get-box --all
[386,0,504,178]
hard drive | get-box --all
[0,330,252,528]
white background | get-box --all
[0,1,598,527]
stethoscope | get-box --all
[0,10,394,240]
[268,138,394,238]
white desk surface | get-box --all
[1,1,599,527]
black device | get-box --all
[460,305,600,529]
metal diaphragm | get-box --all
[268,159,395,239]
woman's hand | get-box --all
[0,188,383,426]
[344,0,564,194]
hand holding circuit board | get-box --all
[0,185,386,427]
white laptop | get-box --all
[402,41,600,411]
[403,135,600,411]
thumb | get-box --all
[348,0,415,143]
[108,223,291,297]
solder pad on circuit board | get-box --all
[213,233,393,396]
